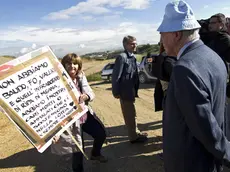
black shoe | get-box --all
[130,135,148,144]
[90,155,108,163]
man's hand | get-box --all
[114,95,120,99]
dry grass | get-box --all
[0,56,15,65]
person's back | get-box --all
[164,41,227,172]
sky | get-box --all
[0,0,230,58]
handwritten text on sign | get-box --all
[0,58,76,138]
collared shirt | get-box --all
[128,51,135,58]
[177,38,199,59]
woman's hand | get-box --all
[79,93,89,103]
[52,135,60,144]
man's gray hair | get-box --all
[181,29,200,41]
[123,35,136,48]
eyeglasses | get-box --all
[128,43,137,46]
[209,21,220,25]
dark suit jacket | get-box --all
[112,50,139,101]
[152,55,177,111]
[200,31,230,68]
[152,55,177,82]
[163,40,230,172]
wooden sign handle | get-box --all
[65,127,89,160]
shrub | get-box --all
[86,72,101,82]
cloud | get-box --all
[122,0,151,9]
[222,7,230,10]
[43,13,70,20]
[79,44,86,48]
[20,47,28,54]
[0,24,140,45]
[0,22,159,57]
[42,2,111,20]
[203,5,209,9]
[80,15,94,21]
[32,43,37,49]
[19,43,39,55]
[43,0,152,20]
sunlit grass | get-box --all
[86,72,102,82]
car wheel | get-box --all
[139,72,147,84]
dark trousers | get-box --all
[72,113,106,172]
[72,152,83,172]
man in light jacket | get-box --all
[158,1,230,171]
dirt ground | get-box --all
[0,58,230,172]
[0,57,164,172]
[0,79,163,172]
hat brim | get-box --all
[157,18,201,32]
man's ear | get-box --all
[220,23,225,30]
[175,31,183,41]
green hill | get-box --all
[137,44,160,54]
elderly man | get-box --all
[158,1,230,172]
[112,35,148,143]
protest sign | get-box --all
[0,46,88,153]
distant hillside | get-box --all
[137,44,160,54]
[81,44,160,60]
[0,56,15,65]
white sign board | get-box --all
[0,46,87,152]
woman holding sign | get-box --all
[51,53,107,172]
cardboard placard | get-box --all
[0,46,87,153]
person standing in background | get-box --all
[112,35,148,143]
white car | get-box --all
[101,62,115,81]
[101,62,140,81]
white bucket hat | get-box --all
[157,1,201,32]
